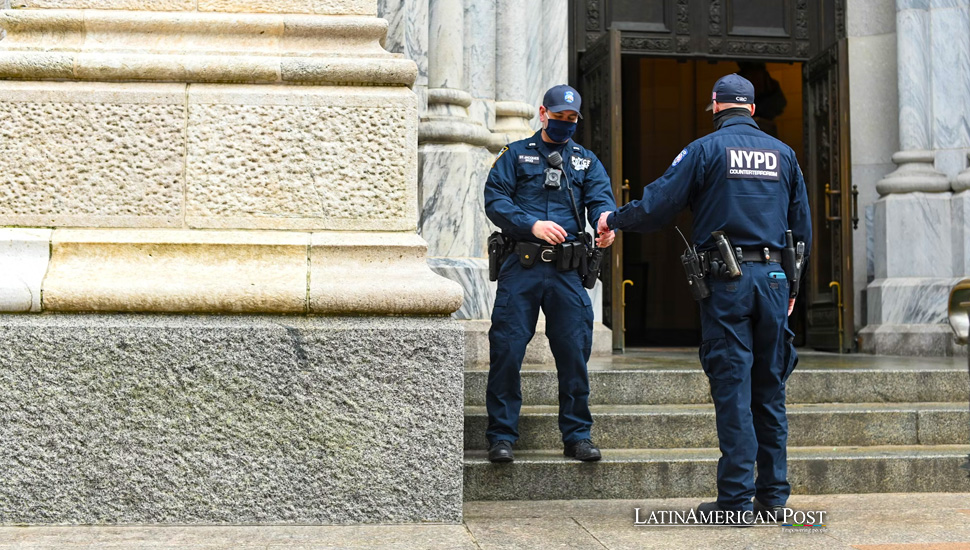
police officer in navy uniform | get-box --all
[484,85,617,463]
[598,74,812,520]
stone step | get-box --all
[463,403,970,450]
[464,367,970,406]
[462,445,970,501]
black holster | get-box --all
[583,247,604,289]
[781,230,805,298]
[487,232,511,281]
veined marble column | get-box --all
[876,1,948,195]
[420,0,493,324]
[493,0,535,146]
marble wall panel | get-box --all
[930,5,970,149]
[872,193,953,279]
[848,34,900,165]
[866,277,959,324]
[418,144,492,258]
[184,85,417,232]
[0,82,185,228]
[852,164,893,329]
[847,0,897,37]
[429,258,492,320]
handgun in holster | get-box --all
[487,231,510,281]
[782,230,806,298]
[583,245,603,290]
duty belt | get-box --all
[706,248,783,265]
[515,242,559,262]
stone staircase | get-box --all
[463,349,970,500]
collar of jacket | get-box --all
[719,115,761,131]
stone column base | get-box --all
[0,314,463,524]
[859,323,965,357]
[462,319,613,366]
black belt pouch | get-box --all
[517,242,541,268]
[556,242,574,272]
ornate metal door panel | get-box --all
[804,39,854,352]
[579,29,624,351]
[571,0,825,62]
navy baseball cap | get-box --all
[543,84,582,117]
[705,73,755,111]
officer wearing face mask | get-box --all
[598,74,812,523]
[483,85,617,463]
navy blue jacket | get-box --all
[485,131,617,243]
[608,117,812,256]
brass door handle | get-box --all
[851,185,859,230]
[622,279,634,333]
[824,183,841,222]
[622,179,631,206]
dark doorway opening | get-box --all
[620,58,806,347]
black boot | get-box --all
[488,440,514,463]
[753,498,786,522]
[563,439,601,462]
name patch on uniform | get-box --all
[518,154,541,164]
[726,147,780,180]
[571,156,592,171]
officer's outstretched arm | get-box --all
[484,147,540,241]
[609,146,701,233]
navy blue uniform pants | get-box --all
[486,256,594,445]
[699,261,798,510]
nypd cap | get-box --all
[543,84,582,116]
[706,73,755,111]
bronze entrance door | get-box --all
[579,29,625,351]
[804,39,855,352]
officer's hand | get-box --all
[595,230,615,248]
[532,220,568,245]
[788,298,796,317]
[597,211,612,235]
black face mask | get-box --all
[713,107,752,130]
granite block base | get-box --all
[0,314,463,525]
